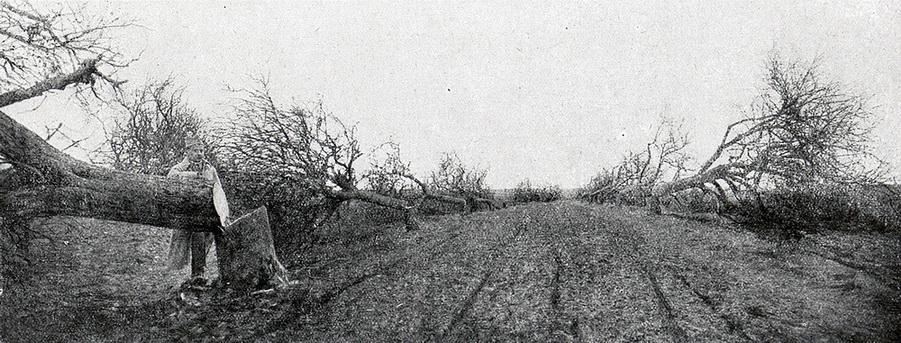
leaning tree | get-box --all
[581,115,692,205]
[650,54,886,210]
[218,81,500,235]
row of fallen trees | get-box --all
[579,55,899,233]
[2,1,898,292]
[0,1,505,290]
[217,84,504,235]
[0,66,504,289]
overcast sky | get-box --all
[6,1,901,188]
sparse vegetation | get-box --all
[580,115,691,205]
[102,78,214,175]
[728,182,901,235]
[429,152,490,199]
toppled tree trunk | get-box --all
[650,163,746,214]
[0,62,291,291]
[215,206,288,292]
[0,111,220,229]
[329,185,501,231]
[1,110,291,290]
[331,189,421,231]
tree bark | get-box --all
[0,110,220,230]
[650,163,746,214]
[215,206,288,292]
[0,59,115,108]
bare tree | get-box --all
[581,116,691,204]
[651,54,886,211]
[221,80,361,194]
[103,78,211,175]
[361,142,419,197]
[0,0,127,106]
[362,144,495,215]
[429,152,489,197]
[217,81,423,234]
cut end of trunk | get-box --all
[215,206,289,292]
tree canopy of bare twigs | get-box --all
[220,80,361,194]
[362,142,420,197]
[0,0,128,106]
[581,116,691,204]
[429,152,490,198]
[101,78,211,175]
[216,82,432,236]
[696,55,882,188]
[642,54,888,215]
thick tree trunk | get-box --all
[215,206,288,292]
[0,63,288,291]
[650,163,745,214]
[4,171,220,230]
[1,109,294,290]
[0,110,220,230]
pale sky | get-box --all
[6,1,901,188]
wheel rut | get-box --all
[435,215,533,341]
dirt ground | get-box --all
[1,200,899,342]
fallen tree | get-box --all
[0,0,291,291]
[648,55,886,212]
[580,115,691,205]
[1,103,289,290]
[219,82,501,234]
[0,109,219,229]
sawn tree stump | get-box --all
[215,206,288,292]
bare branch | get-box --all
[0,1,130,97]
[0,58,98,107]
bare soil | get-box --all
[1,200,899,342]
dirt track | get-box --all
[1,200,899,342]
[303,201,901,342]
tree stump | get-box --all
[215,206,288,292]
